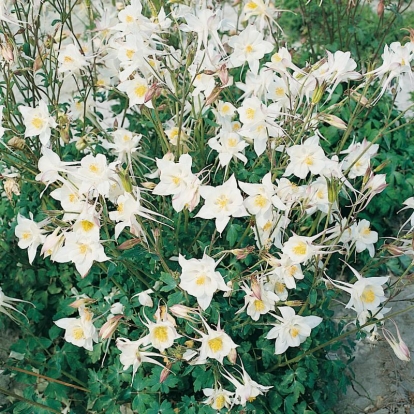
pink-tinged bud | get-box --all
[69,298,95,309]
[1,42,14,63]
[152,228,160,240]
[377,0,384,17]
[144,83,161,104]
[349,90,369,107]
[382,320,411,361]
[206,86,221,106]
[250,277,261,300]
[227,348,237,364]
[218,64,229,86]
[383,244,404,256]
[231,246,255,260]
[160,363,172,383]
[163,152,175,162]
[117,238,142,250]
[262,252,280,267]
[169,304,198,322]
[319,114,347,130]
[99,315,123,339]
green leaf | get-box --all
[160,272,178,292]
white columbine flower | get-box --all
[203,385,234,411]
[19,100,57,146]
[116,337,165,382]
[15,214,47,264]
[179,253,230,310]
[141,315,182,352]
[266,306,322,354]
[196,175,248,233]
[58,44,88,74]
[54,307,98,351]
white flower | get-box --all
[327,265,389,315]
[196,175,248,233]
[284,135,328,179]
[53,232,109,278]
[239,172,286,218]
[266,307,322,354]
[208,131,248,168]
[228,25,273,75]
[222,365,272,407]
[179,253,229,310]
[117,75,152,108]
[194,317,238,364]
[0,286,32,323]
[116,337,165,382]
[19,100,57,145]
[132,289,154,307]
[353,219,378,257]
[141,316,181,352]
[58,44,88,74]
[107,129,141,162]
[15,214,47,264]
[203,386,234,411]
[54,307,98,351]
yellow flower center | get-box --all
[254,299,265,312]
[245,44,253,54]
[126,49,134,59]
[275,282,285,293]
[22,231,31,240]
[245,108,255,120]
[134,84,147,98]
[290,327,299,338]
[215,195,229,210]
[232,122,241,131]
[361,288,376,303]
[316,189,325,199]
[208,337,223,353]
[172,176,181,185]
[247,397,256,402]
[79,244,88,254]
[263,221,272,232]
[288,265,297,276]
[31,116,45,130]
[221,104,230,114]
[275,87,285,97]
[362,227,371,236]
[272,53,282,63]
[292,241,307,256]
[195,274,206,285]
[64,55,74,64]
[123,134,131,142]
[227,137,237,147]
[89,163,100,174]
[304,155,314,166]
[246,2,258,9]
[80,220,94,232]
[254,194,267,208]
[215,394,226,409]
[72,326,84,340]
[125,15,134,23]
[153,326,168,343]
[117,203,124,213]
[69,194,77,203]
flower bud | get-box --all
[132,289,154,307]
[1,42,14,63]
[377,0,384,17]
[7,136,25,149]
[142,181,157,190]
[117,238,142,250]
[75,136,88,151]
[349,90,369,107]
[160,363,172,383]
[319,114,347,130]
[383,244,404,256]
[69,298,95,308]
[311,82,326,104]
[4,178,20,201]
[169,304,198,322]
[110,302,125,315]
[206,86,221,106]
[227,348,237,364]
[382,321,411,361]
[99,315,123,339]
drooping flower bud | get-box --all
[99,315,123,339]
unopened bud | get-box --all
[377,0,385,17]
[99,315,123,339]
[250,277,261,300]
[142,181,157,190]
[169,304,198,322]
[349,90,369,107]
[206,86,221,106]
[7,136,25,149]
[4,178,20,201]
[75,136,88,151]
[117,167,133,193]
[218,64,229,86]
[227,348,237,364]
[117,238,142,250]
[285,300,304,307]
[33,54,45,72]
[1,42,14,63]
[319,114,347,130]
[160,363,172,383]
[69,298,95,308]
[373,160,391,173]
[384,244,404,256]
[311,81,326,104]
[144,83,161,104]
[326,177,338,204]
